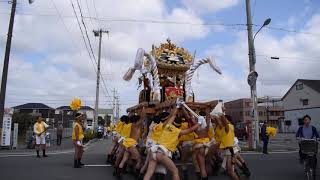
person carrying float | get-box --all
[192,109,211,180]
[214,114,240,180]
[116,108,147,178]
[143,105,203,180]
[107,115,128,164]
[139,112,169,178]
[178,107,197,180]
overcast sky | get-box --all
[0,0,319,113]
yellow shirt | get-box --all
[120,123,132,138]
[34,122,44,134]
[150,122,164,143]
[115,121,124,133]
[215,124,235,149]
[72,122,84,141]
[208,126,215,140]
[158,124,181,152]
[179,122,195,142]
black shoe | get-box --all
[113,168,118,176]
[137,173,144,180]
[183,170,188,180]
[36,155,41,158]
[299,158,304,164]
[117,168,123,178]
[43,154,48,157]
[74,160,81,168]
[201,177,208,180]
[79,161,85,166]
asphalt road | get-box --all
[0,139,317,180]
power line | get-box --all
[69,0,95,66]
[75,0,97,62]
[2,10,319,36]
[69,0,112,106]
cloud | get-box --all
[2,0,318,114]
[181,0,239,14]
[201,14,320,101]
[0,0,211,111]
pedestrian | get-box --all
[296,114,319,164]
[33,116,49,158]
[72,113,85,168]
[260,121,269,154]
[56,122,63,146]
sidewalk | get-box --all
[0,137,75,154]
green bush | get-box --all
[83,129,97,143]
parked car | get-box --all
[235,122,248,140]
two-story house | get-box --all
[282,79,320,132]
[55,106,94,130]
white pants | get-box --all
[36,135,46,145]
[146,138,156,149]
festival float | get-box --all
[123,38,223,116]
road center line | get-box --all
[84,164,111,167]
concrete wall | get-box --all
[285,108,320,132]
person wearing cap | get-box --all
[116,108,146,178]
[72,113,85,168]
[144,106,202,180]
[34,116,49,158]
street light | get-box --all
[0,0,35,126]
[254,18,271,41]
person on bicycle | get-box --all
[296,115,319,163]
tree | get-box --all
[12,113,36,134]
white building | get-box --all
[282,79,320,132]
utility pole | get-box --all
[93,29,108,130]
[112,88,116,121]
[245,0,259,150]
[0,0,34,127]
[0,0,16,127]
[116,95,120,119]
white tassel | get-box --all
[123,67,136,81]
[185,58,222,102]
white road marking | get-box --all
[241,150,299,155]
[0,150,75,158]
[84,164,111,167]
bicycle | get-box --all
[299,138,318,180]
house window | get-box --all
[259,111,263,116]
[240,111,243,116]
[302,99,309,106]
[296,84,303,90]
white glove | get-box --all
[76,141,82,146]
[197,116,207,128]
